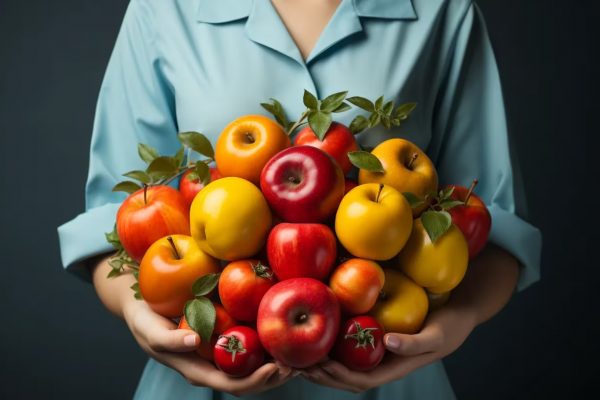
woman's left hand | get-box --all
[301,304,478,393]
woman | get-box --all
[58,0,541,398]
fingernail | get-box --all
[385,335,400,350]
[184,334,198,347]
[321,364,333,373]
[292,370,302,377]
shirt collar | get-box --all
[196,0,418,24]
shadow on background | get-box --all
[0,1,593,398]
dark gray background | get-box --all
[0,0,594,398]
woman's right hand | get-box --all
[92,256,294,397]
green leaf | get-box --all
[107,268,121,279]
[382,101,394,115]
[308,110,332,141]
[439,186,455,201]
[192,273,220,297]
[421,210,452,243]
[146,156,179,181]
[138,143,159,164]
[394,103,417,120]
[112,181,142,194]
[320,91,348,112]
[368,112,381,127]
[122,170,152,184]
[178,132,215,159]
[261,98,289,128]
[186,171,199,181]
[174,146,185,167]
[332,102,351,113]
[347,96,375,112]
[381,115,391,129]
[348,151,384,173]
[134,292,143,300]
[403,192,425,208]
[184,297,216,343]
[194,161,210,185]
[349,115,369,135]
[439,200,464,210]
[105,225,122,249]
[303,89,318,110]
[108,258,124,270]
[374,96,384,110]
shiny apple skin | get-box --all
[446,185,492,259]
[267,223,337,281]
[260,146,345,223]
[257,278,341,368]
[294,122,359,174]
[178,168,222,209]
[116,185,190,262]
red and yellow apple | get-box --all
[116,185,190,262]
[138,234,220,318]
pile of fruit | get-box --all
[105,91,491,376]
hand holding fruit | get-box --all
[121,295,294,396]
[302,299,478,393]
[103,88,496,388]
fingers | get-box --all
[147,327,201,353]
[384,324,444,356]
[128,302,200,353]
[302,365,362,393]
[219,363,280,396]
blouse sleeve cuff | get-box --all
[57,202,121,282]
[487,205,542,292]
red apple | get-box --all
[117,186,190,262]
[344,178,358,195]
[178,168,222,209]
[446,180,492,259]
[294,122,359,174]
[267,223,337,281]
[257,278,340,368]
[260,146,345,223]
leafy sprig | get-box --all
[262,90,352,139]
[347,96,416,135]
[105,131,217,284]
[104,225,141,297]
[184,273,220,343]
[402,186,466,243]
[111,131,216,195]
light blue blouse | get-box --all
[57,0,542,398]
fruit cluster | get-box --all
[106,91,492,376]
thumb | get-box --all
[384,329,442,356]
[147,325,201,353]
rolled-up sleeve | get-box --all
[428,2,541,291]
[57,0,178,280]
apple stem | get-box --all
[407,153,419,169]
[465,179,479,204]
[143,184,148,205]
[376,184,384,203]
[287,110,309,136]
[167,236,181,260]
[245,132,255,144]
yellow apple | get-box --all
[358,138,438,214]
[190,177,272,260]
[370,269,429,334]
[335,183,413,260]
[397,218,469,294]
